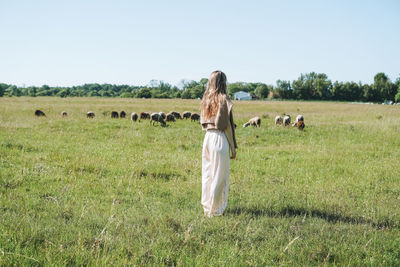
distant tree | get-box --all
[373,72,396,101]
[27,86,37,97]
[275,80,293,99]
[395,91,400,103]
[292,72,332,100]
[57,89,68,98]
[6,85,21,96]
[87,91,99,97]
[136,88,151,98]
[254,84,269,99]
[190,84,205,99]
[120,92,133,98]
[0,83,9,97]
[199,78,208,88]
[181,89,192,99]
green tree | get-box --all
[6,85,21,96]
[136,88,151,98]
[275,80,293,99]
[0,83,9,97]
[254,84,269,99]
[373,72,396,101]
[57,89,68,98]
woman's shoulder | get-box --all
[221,94,233,111]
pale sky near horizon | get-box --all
[1,0,399,87]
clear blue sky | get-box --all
[1,0,399,87]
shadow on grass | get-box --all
[227,205,399,230]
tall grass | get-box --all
[0,97,399,265]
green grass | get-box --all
[1,97,399,266]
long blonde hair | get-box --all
[201,70,227,119]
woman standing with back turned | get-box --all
[200,70,237,217]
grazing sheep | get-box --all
[140,112,150,121]
[120,111,126,118]
[275,115,283,125]
[61,111,67,117]
[111,111,119,118]
[166,113,176,122]
[159,112,166,120]
[243,116,261,128]
[283,115,291,126]
[87,111,95,118]
[182,111,192,119]
[297,120,305,130]
[150,112,166,126]
[171,111,182,120]
[130,112,138,122]
[35,110,46,117]
[292,115,304,127]
[190,113,200,122]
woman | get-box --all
[200,70,237,217]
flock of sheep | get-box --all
[242,114,305,130]
[34,109,200,127]
[35,109,305,130]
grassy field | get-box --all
[0,97,399,266]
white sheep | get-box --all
[275,115,283,125]
[283,115,291,126]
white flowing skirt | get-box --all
[201,129,230,217]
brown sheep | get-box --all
[171,111,182,119]
[166,113,176,122]
[140,112,150,121]
[150,113,166,127]
[131,112,138,122]
[191,113,200,122]
[35,110,46,117]
[61,111,67,117]
[111,111,119,118]
[297,120,305,130]
[183,111,192,119]
[120,111,126,118]
[243,116,261,127]
[87,111,95,118]
[292,115,304,127]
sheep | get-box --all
[243,116,261,127]
[297,120,305,130]
[35,110,46,117]
[61,111,67,117]
[159,112,166,120]
[166,112,176,122]
[171,111,182,120]
[140,112,150,121]
[87,111,95,118]
[191,113,200,122]
[182,111,192,119]
[131,112,138,122]
[292,115,304,127]
[111,111,119,118]
[275,115,283,125]
[120,110,126,118]
[150,112,166,127]
[283,115,291,126]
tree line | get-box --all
[1,72,399,103]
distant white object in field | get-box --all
[275,115,283,125]
[283,115,291,126]
[243,116,261,127]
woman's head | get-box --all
[201,70,227,119]
[208,70,227,95]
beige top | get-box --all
[200,94,238,154]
